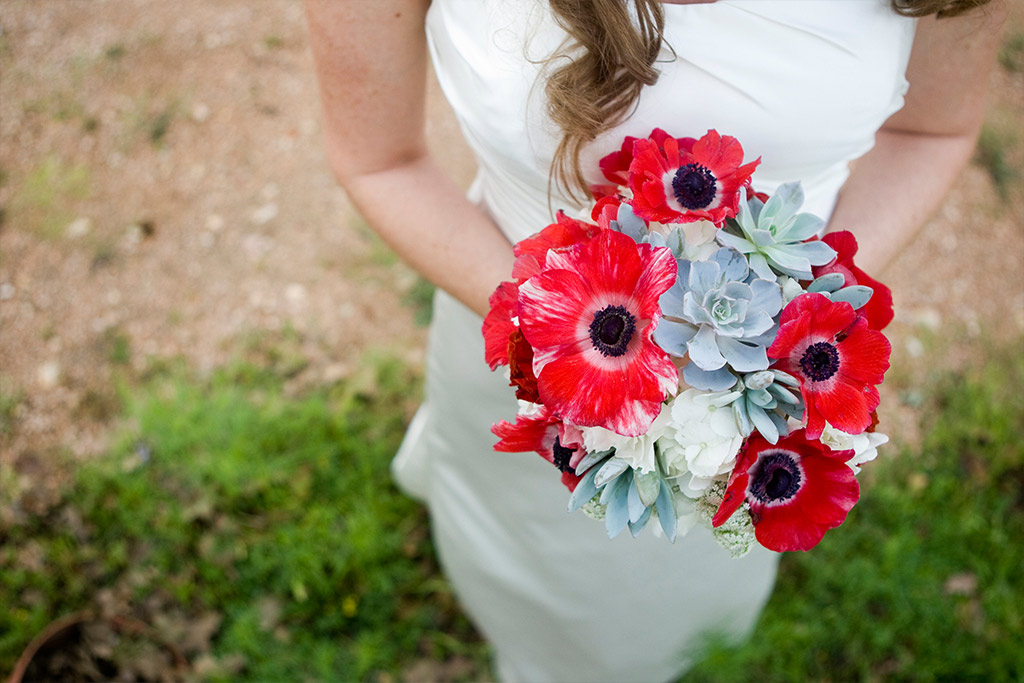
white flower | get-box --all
[679,220,720,262]
[581,403,671,473]
[820,422,889,474]
[657,388,744,494]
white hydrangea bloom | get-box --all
[820,422,889,474]
[679,220,720,262]
[658,388,744,495]
[581,403,672,473]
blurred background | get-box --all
[0,1,1021,681]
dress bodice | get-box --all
[426,0,916,242]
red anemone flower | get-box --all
[492,408,584,491]
[712,430,860,552]
[768,293,891,440]
[596,128,695,190]
[507,328,540,403]
[628,129,759,226]
[812,231,894,331]
[482,281,519,370]
[511,211,603,284]
[517,229,678,437]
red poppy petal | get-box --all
[492,411,557,456]
[618,338,679,405]
[797,454,860,525]
[753,503,830,552]
[712,470,750,527]
[851,268,894,330]
[573,231,644,296]
[811,380,875,436]
[838,323,891,385]
[802,393,828,441]
[537,352,664,436]
[767,310,813,360]
[821,230,859,263]
[810,296,858,339]
[517,270,591,350]
[690,130,734,171]
[482,281,519,369]
[633,244,678,313]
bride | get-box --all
[305,1,1006,681]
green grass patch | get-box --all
[402,277,436,327]
[8,156,92,238]
[999,32,1024,73]
[975,123,1020,201]
[4,339,1021,680]
[0,354,488,680]
[681,346,1024,682]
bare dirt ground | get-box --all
[0,1,1022,527]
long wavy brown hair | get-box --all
[545,0,993,200]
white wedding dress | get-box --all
[393,2,916,681]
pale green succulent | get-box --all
[717,182,836,280]
[569,447,679,541]
[729,369,804,445]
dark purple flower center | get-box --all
[589,304,636,357]
[672,163,717,210]
[750,450,803,504]
[552,437,576,473]
[799,341,840,382]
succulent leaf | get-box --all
[808,272,846,293]
[656,480,678,542]
[831,285,874,309]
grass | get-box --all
[8,156,92,239]
[1,343,1021,680]
[974,123,1020,201]
[0,354,488,680]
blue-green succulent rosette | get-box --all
[653,245,783,392]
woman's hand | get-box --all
[305,0,515,318]
[826,0,1009,274]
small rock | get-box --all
[37,361,60,389]
[905,336,924,358]
[944,573,978,597]
[122,223,144,249]
[0,282,14,300]
[66,216,92,238]
[911,307,941,331]
[323,363,349,383]
[191,101,211,123]
[205,213,225,232]
[338,301,356,319]
[285,283,306,304]
[199,231,216,249]
[250,203,278,225]
[907,472,928,493]
[105,289,122,306]
[260,182,279,201]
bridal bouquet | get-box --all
[483,129,893,555]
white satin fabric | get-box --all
[393,3,915,681]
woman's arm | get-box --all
[826,0,1009,274]
[305,0,515,318]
